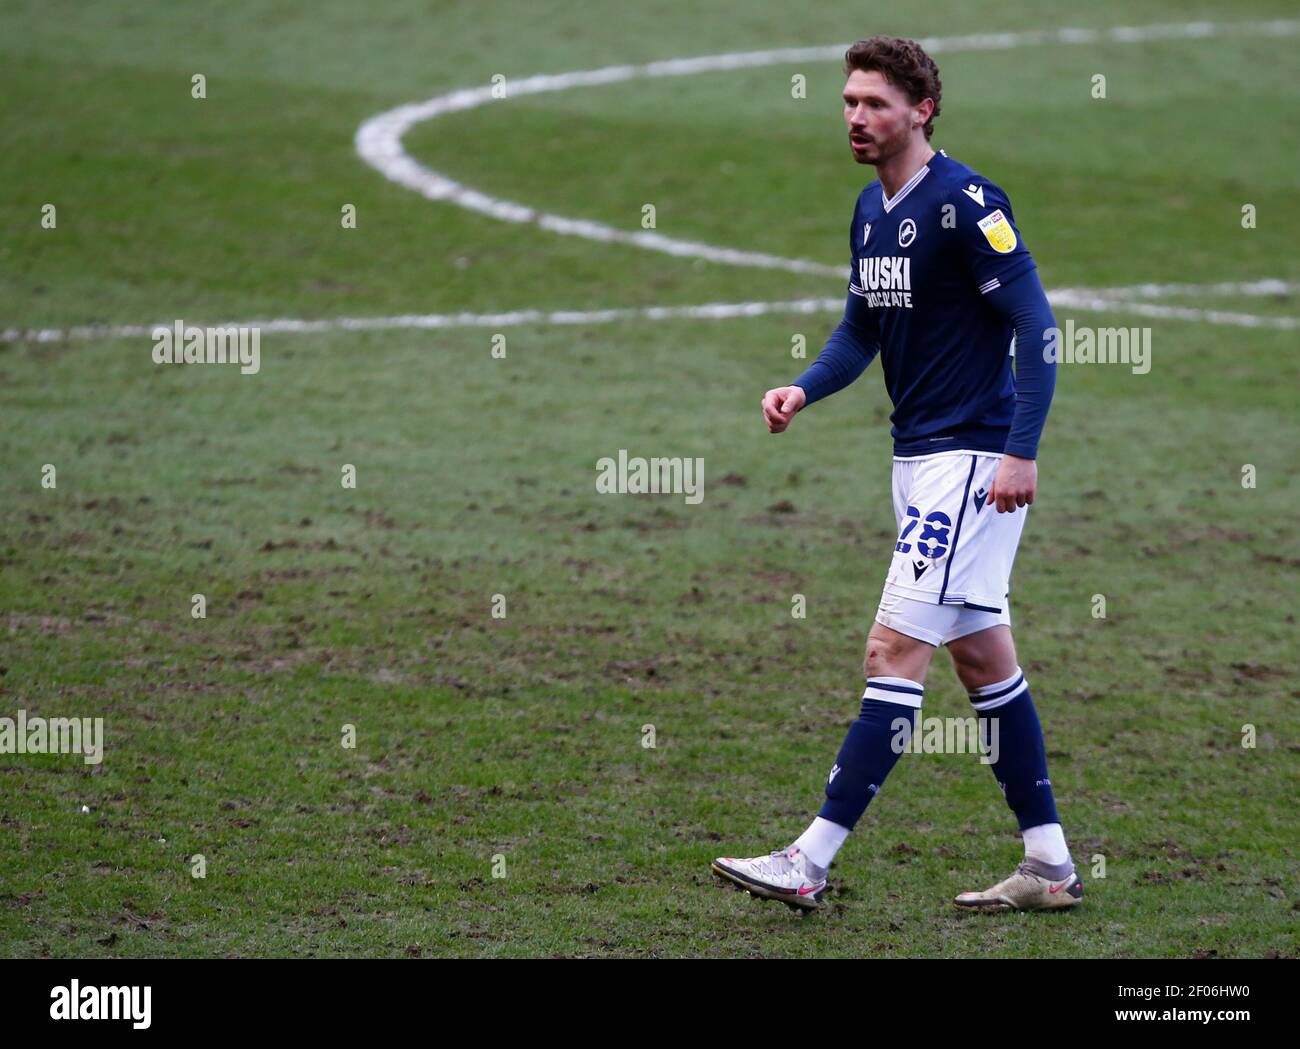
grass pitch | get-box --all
[0,0,1296,957]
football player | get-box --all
[713,36,1080,913]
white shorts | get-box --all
[874,449,1026,647]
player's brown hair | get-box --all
[843,36,943,140]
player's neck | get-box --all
[876,138,936,200]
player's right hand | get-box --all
[761,385,806,434]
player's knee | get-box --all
[863,637,884,678]
[865,628,908,678]
[949,647,991,684]
[948,629,1016,689]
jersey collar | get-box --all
[881,159,932,213]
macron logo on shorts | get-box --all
[973,487,989,512]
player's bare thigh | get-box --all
[946,624,1019,690]
[865,621,1019,689]
[864,621,936,683]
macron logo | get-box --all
[828,763,841,785]
[50,981,151,1030]
[962,184,985,207]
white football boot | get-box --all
[711,846,828,911]
[954,859,1084,911]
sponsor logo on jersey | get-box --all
[898,218,917,247]
[977,209,1017,253]
[857,256,913,307]
[962,183,986,207]
[862,222,871,246]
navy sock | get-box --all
[818,677,923,830]
[968,667,1060,830]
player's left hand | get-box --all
[988,454,1036,513]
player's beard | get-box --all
[853,120,912,166]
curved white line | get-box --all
[7,24,1298,344]
[355,19,1299,275]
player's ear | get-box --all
[913,97,934,130]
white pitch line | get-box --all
[355,19,1299,278]
[1047,292,1299,330]
[0,298,844,343]
[3,282,1295,343]
[1071,278,1296,300]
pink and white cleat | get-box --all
[711,846,828,911]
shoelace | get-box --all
[754,848,797,877]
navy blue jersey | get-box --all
[794,149,1056,459]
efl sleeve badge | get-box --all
[977,209,1018,253]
